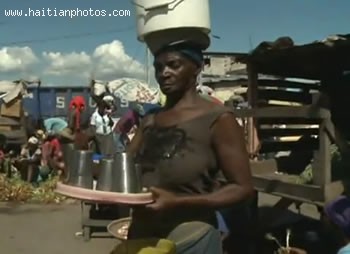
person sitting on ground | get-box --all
[125,40,254,253]
[41,132,65,179]
[0,134,10,177]
[16,136,42,184]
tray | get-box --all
[55,182,154,205]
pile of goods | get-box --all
[0,173,67,203]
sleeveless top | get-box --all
[130,106,234,239]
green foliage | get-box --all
[0,173,67,203]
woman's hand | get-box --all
[145,187,180,211]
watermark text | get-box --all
[4,8,131,18]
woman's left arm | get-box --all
[177,112,254,208]
[147,112,254,211]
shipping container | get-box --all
[23,86,94,120]
[22,86,157,122]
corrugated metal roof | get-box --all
[237,34,350,79]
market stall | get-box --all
[235,34,350,210]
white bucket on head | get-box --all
[144,28,211,55]
[132,0,211,51]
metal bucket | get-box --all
[96,158,117,192]
[66,150,94,189]
[113,152,142,193]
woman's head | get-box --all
[153,41,203,96]
[97,100,109,114]
[69,96,86,112]
[27,136,39,151]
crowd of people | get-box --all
[0,93,150,186]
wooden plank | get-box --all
[257,89,313,104]
[250,159,279,174]
[260,139,318,153]
[252,174,324,202]
[258,128,318,138]
[208,79,320,90]
[0,116,21,126]
[266,100,303,106]
[0,99,22,117]
[259,118,321,125]
[0,125,21,131]
[233,106,330,119]
[5,129,27,139]
[258,79,321,90]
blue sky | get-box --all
[0,0,349,86]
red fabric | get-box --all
[69,96,86,131]
[41,142,51,161]
[115,110,138,134]
[50,138,61,155]
[0,150,4,160]
[42,139,62,161]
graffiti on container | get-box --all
[56,96,96,109]
[119,98,129,108]
[55,96,131,109]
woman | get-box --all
[126,40,254,252]
[90,100,115,156]
[68,96,92,150]
[68,95,86,132]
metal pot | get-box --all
[96,158,117,192]
[113,152,142,193]
[66,149,93,189]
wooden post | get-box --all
[312,116,332,186]
[247,63,258,156]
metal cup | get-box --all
[113,152,142,193]
[96,158,117,192]
[66,149,93,189]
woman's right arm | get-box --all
[126,115,153,155]
[126,124,143,155]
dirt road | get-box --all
[0,193,322,254]
[0,202,118,254]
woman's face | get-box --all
[28,143,38,151]
[153,51,200,95]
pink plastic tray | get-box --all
[55,182,154,205]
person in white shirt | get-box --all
[90,101,115,156]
